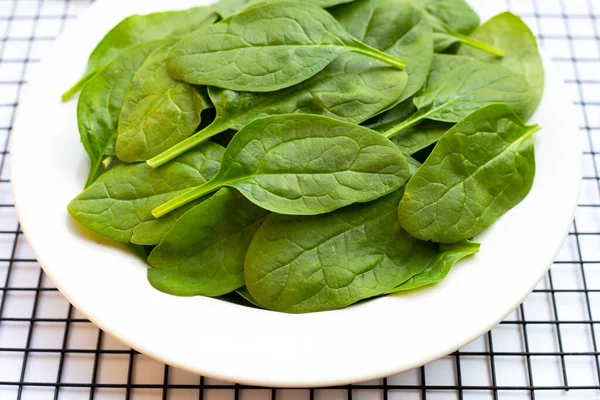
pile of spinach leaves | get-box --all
[66,0,544,313]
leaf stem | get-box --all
[147,120,230,168]
[382,112,424,139]
[84,159,102,188]
[152,179,223,218]
[524,124,542,139]
[351,39,406,70]
[451,31,505,58]
[102,156,114,169]
[61,70,99,102]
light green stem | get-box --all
[62,70,99,102]
[451,31,505,58]
[85,159,102,188]
[523,124,542,139]
[351,39,406,70]
[102,156,114,169]
[147,120,230,168]
[152,179,224,218]
[382,112,424,139]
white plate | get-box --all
[10,0,581,388]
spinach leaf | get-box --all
[148,53,408,167]
[212,0,253,18]
[389,121,451,156]
[457,12,544,120]
[408,0,502,56]
[166,2,405,93]
[332,0,433,104]
[152,114,410,218]
[63,7,217,101]
[115,44,212,162]
[244,0,357,8]
[362,97,416,131]
[77,39,175,186]
[147,188,268,297]
[68,142,224,245]
[405,154,422,175]
[388,241,480,292]
[236,287,262,308]
[244,189,437,313]
[382,54,537,140]
[398,104,539,243]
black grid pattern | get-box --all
[0,0,599,399]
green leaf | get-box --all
[63,7,217,101]
[152,114,410,218]
[389,121,451,155]
[405,154,422,175]
[417,0,479,36]
[362,97,416,131]
[166,2,405,93]
[115,44,212,162]
[398,104,539,243]
[244,189,437,313]
[382,54,537,139]
[67,142,224,245]
[332,0,433,104]
[236,287,263,308]
[77,39,174,186]
[457,12,544,120]
[389,240,480,292]
[147,188,268,297]
[212,0,253,19]
[244,0,358,8]
[409,0,480,51]
[365,97,451,155]
[148,52,408,167]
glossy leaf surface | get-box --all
[398,104,538,243]
[77,39,173,186]
[152,114,410,217]
[245,189,437,313]
[68,142,224,245]
[148,188,268,297]
[458,12,544,120]
[389,241,480,292]
[332,0,433,104]
[63,7,217,100]
[166,2,405,92]
[116,44,212,162]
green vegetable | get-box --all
[245,189,437,313]
[457,12,544,120]
[67,142,224,245]
[236,287,262,307]
[147,188,268,297]
[212,0,253,18]
[64,1,544,313]
[77,39,174,186]
[152,114,410,218]
[389,241,480,292]
[148,52,408,167]
[382,54,537,140]
[62,7,217,101]
[411,0,503,56]
[244,0,357,8]
[332,0,433,104]
[362,97,416,131]
[398,104,538,243]
[166,2,405,93]
[405,154,422,175]
[389,121,451,155]
[115,44,212,163]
